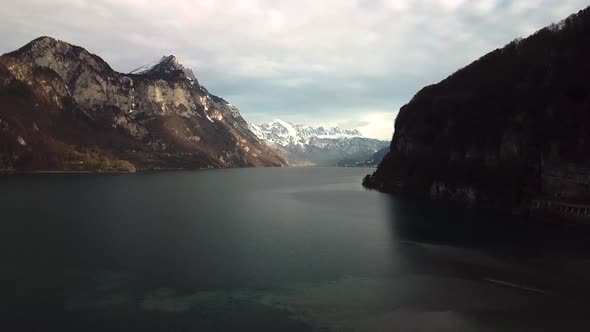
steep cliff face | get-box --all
[0,37,285,172]
[364,7,590,213]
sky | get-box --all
[0,0,588,139]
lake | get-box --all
[1,167,590,331]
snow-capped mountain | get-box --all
[250,120,389,166]
[250,120,363,147]
[130,55,197,81]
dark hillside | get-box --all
[365,7,590,215]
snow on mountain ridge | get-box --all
[249,120,364,147]
[249,120,389,166]
[129,55,197,80]
[275,119,298,140]
[129,55,171,75]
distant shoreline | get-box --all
[0,165,375,175]
[0,170,132,175]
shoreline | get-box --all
[0,165,376,175]
[0,170,132,175]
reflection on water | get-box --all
[385,194,590,332]
[1,167,590,331]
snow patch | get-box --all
[17,136,26,146]
[250,120,366,147]
[275,119,298,138]
[130,56,170,75]
[548,20,567,31]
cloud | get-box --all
[354,112,396,141]
[0,0,588,139]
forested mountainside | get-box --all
[364,7,590,214]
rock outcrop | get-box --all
[364,7,590,215]
[0,37,285,172]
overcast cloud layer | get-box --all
[1,0,588,138]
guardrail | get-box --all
[531,200,590,217]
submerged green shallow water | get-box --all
[1,167,590,331]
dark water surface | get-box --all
[2,167,590,331]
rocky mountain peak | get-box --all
[2,35,114,85]
[130,54,197,82]
[11,36,106,65]
[18,36,69,52]
[0,37,287,171]
[28,36,59,47]
[250,120,365,147]
[249,120,388,166]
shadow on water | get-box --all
[385,193,590,258]
[379,193,590,332]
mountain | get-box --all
[338,146,390,167]
[0,37,285,172]
[364,6,590,217]
[250,120,389,166]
